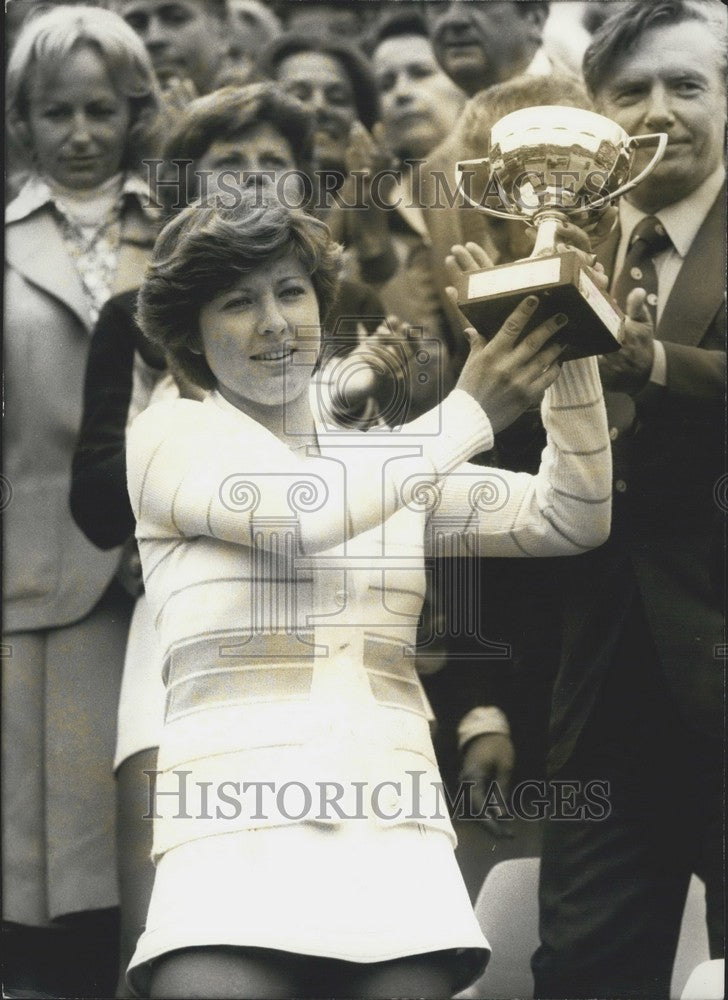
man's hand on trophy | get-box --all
[524,211,617,261]
[447,240,495,275]
[598,288,655,392]
[586,205,620,248]
[557,209,619,255]
[554,241,610,294]
[444,240,495,325]
[453,292,568,434]
[448,230,609,294]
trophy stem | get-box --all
[531,211,569,258]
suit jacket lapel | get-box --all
[6,208,92,331]
[656,191,725,346]
[596,192,725,347]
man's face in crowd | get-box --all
[116,0,225,94]
[427,1,546,96]
[228,0,279,58]
[373,33,465,160]
[275,52,357,172]
[594,19,726,213]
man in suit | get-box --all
[412,72,599,857]
[372,63,601,887]
[532,3,726,996]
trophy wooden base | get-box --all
[458,250,623,361]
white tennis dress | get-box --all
[126,363,610,995]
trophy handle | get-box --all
[457,131,667,218]
[455,158,517,220]
[589,132,668,209]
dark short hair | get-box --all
[368,9,429,55]
[514,1,549,20]
[583,0,727,96]
[419,0,550,22]
[137,193,343,390]
[157,82,315,210]
[259,32,380,130]
[269,0,379,29]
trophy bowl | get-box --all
[455,105,667,359]
[489,106,634,227]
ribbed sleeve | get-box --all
[429,356,612,557]
[127,390,493,557]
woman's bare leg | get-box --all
[115,748,158,997]
[149,947,307,999]
[337,953,456,999]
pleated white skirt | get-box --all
[128,817,489,996]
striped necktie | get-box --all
[613,215,672,324]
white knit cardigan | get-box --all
[127,360,611,857]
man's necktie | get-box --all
[612,215,672,324]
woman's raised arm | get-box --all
[426,353,612,558]
[127,387,491,556]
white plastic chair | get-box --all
[456,860,711,1000]
[680,959,724,999]
[457,857,540,999]
[670,875,711,998]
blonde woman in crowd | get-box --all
[3,6,160,994]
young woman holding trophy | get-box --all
[122,187,613,998]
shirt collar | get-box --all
[383,172,430,243]
[209,382,346,438]
[208,387,330,452]
[207,389,240,418]
[122,172,158,217]
[525,47,554,77]
[619,164,725,259]
[6,172,158,225]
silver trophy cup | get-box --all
[454,105,667,359]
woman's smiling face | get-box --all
[197,253,321,411]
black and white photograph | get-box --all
[2,0,725,997]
